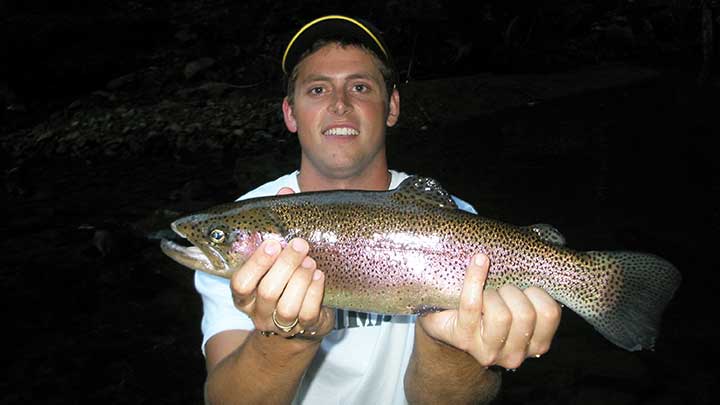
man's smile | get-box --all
[322,126,359,136]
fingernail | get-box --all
[291,238,307,252]
[474,254,486,266]
[264,241,280,255]
[301,257,315,269]
[313,270,323,281]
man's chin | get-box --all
[307,159,368,179]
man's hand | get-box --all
[229,187,335,339]
[418,253,562,369]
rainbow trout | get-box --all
[161,176,681,351]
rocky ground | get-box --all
[2,1,719,404]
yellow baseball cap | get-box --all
[282,15,396,85]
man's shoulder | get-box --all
[236,171,299,201]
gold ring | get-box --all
[272,308,299,333]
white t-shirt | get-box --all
[194,170,477,404]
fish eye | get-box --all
[209,228,226,244]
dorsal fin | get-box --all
[392,176,457,209]
[523,223,566,246]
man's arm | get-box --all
[405,254,562,404]
[204,330,321,404]
[405,323,501,404]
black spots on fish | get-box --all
[178,216,212,242]
[569,251,682,351]
[230,212,263,230]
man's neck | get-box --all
[297,165,391,192]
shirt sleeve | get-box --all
[451,195,478,214]
[195,270,254,356]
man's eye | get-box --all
[353,84,369,92]
[309,87,324,95]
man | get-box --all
[196,15,562,404]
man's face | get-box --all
[282,43,400,180]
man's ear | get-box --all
[386,87,400,127]
[282,97,298,133]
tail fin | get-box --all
[575,251,681,351]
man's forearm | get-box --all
[205,331,321,404]
[404,323,501,405]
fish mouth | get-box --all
[160,239,218,272]
[170,221,186,239]
[160,221,229,275]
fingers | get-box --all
[496,285,537,368]
[457,254,489,334]
[297,270,330,336]
[274,256,316,323]
[476,288,509,362]
[230,235,334,339]
[452,253,558,369]
[231,239,282,310]
[481,286,560,369]
[524,286,562,357]
[255,238,310,319]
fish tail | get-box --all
[573,251,681,351]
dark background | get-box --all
[1,0,718,404]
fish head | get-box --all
[161,202,286,278]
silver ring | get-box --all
[272,308,299,333]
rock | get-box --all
[92,229,115,257]
[36,130,55,142]
[254,130,273,141]
[67,99,85,110]
[4,166,29,197]
[169,179,211,202]
[166,123,182,133]
[6,103,26,112]
[177,81,253,98]
[174,29,197,43]
[106,73,136,91]
[91,90,116,101]
[183,57,215,80]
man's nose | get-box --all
[328,90,352,115]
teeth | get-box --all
[324,127,358,136]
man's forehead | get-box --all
[296,43,384,81]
